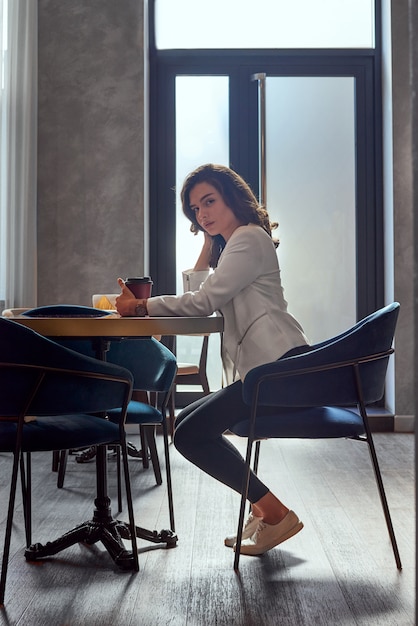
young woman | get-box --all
[116,163,309,555]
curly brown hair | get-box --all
[181,164,278,267]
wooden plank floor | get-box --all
[0,432,415,625]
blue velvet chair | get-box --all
[20,305,123,482]
[105,337,177,530]
[21,305,164,488]
[230,302,401,571]
[21,306,178,533]
[0,316,137,605]
[62,337,178,539]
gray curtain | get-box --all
[0,0,37,310]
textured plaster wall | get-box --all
[412,0,418,431]
[37,0,145,307]
[391,1,415,424]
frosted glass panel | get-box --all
[156,0,374,49]
[175,76,229,390]
[265,77,356,343]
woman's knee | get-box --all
[174,383,245,454]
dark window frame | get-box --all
[148,2,384,321]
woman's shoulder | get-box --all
[230,223,271,242]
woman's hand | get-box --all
[115,278,138,316]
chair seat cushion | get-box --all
[176,363,200,375]
[107,400,163,425]
[0,414,120,452]
[230,406,365,439]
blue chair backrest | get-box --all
[243,302,400,407]
[0,317,132,417]
[22,305,113,318]
[20,304,177,391]
[22,306,177,393]
[107,338,177,393]
[22,303,110,359]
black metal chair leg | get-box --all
[139,426,149,469]
[143,425,162,485]
[52,450,60,472]
[19,453,31,547]
[120,438,139,572]
[116,446,122,512]
[161,417,175,531]
[25,453,32,547]
[57,450,68,488]
[0,450,21,605]
[253,440,261,475]
[353,367,403,571]
[233,436,254,571]
[358,417,402,569]
[366,434,402,569]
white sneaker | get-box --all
[234,510,303,555]
[224,512,262,548]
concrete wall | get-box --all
[410,0,418,613]
[37,0,145,307]
[390,1,415,428]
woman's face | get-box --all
[189,182,243,241]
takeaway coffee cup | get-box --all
[125,277,153,299]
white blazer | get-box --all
[147,224,309,383]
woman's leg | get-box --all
[174,381,271,504]
[174,382,304,553]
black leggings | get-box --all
[174,346,309,504]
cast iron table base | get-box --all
[24,338,177,570]
[24,511,178,570]
[24,446,177,569]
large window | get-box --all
[155,0,375,49]
[175,76,229,289]
[149,0,383,397]
[174,76,229,389]
[263,76,356,341]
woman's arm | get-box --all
[193,232,212,270]
[117,226,272,318]
[146,227,269,317]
